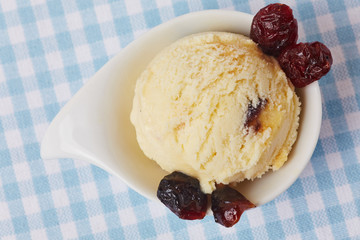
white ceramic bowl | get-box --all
[41,10,322,206]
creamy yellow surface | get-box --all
[130,32,300,193]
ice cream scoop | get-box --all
[131,32,301,193]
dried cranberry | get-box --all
[245,98,267,132]
[278,42,333,88]
[250,3,298,56]
[211,185,255,227]
[157,171,208,220]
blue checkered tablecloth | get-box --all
[0,0,359,239]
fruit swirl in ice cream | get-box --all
[130,32,301,194]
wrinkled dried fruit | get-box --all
[278,42,333,88]
[157,171,208,220]
[211,185,256,227]
[245,98,267,132]
[250,3,298,56]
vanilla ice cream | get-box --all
[130,32,300,193]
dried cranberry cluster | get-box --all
[250,3,333,88]
[157,172,255,227]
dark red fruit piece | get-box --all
[211,185,255,227]
[245,98,267,132]
[250,3,298,56]
[278,42,333,88]
[157,171,208,220]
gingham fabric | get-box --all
[0,0,359,239]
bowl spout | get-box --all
[40,112,79,161]
[40,106,105,165]
[40,71,116,172]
